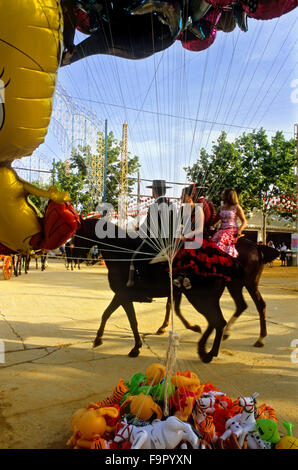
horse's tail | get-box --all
[257,245,280,264]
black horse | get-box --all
[157,237,280,347]
[65,241,81,271]
[72,218,232,363]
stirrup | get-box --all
[173,277,182,288]
[183,277,192,290]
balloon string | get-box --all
[163,257,179,417]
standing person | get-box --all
[267,240,275,267]
[126,180,174,287]
[195,186,217,238]
[91,245,99,262]
[212,188,247,258]
[279,242,287,266]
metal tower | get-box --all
[119,121,129,226]
[87,134,105,205]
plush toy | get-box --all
[192,395,218,444]
[66,405,120,449]
[219,393,259,448]
[122,373,150,400]
[88,379,129,409]
[275,421,298,450]
[122,368,175,403]
[114,416,200,449]
[171,370,204,397]
[171,388,196,422]
[146,363,166,386]
[121,394,163,422]
[255,403,277,422]
[255,418,280,445]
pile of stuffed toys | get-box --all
[66,363,297,449]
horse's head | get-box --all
[195,395,216,414]
[238,393,259,413]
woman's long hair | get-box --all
[222,188,239,206]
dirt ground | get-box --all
[0,258,297,449]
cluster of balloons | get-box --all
[60,0,298,63]
[0,0,296,254]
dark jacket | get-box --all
[140,196,176,241]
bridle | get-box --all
[239,397,255,414]
[114,422,132,442]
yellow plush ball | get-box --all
[276,436,298,450]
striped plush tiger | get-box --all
[88,379,129,409]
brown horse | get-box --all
[72,219,278,361]
[156,237,280,347]
[72,218,239,363]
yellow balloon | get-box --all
[0,168,42,252]
[0,0,63,161]
[0,1,68,254]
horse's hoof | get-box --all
[222,334,229,341]
[253,340,264,348]
[198,347,214,363]
[156,327,166,335]
[93,336,103,348]
[128,348,140,358]
[201,353,214,364]
[191,325,201,333]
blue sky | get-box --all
[21,7,298,199]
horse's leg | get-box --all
[156,293,202,335]
[223,281,247,341]
[121,300,143,357]
[12,256,17,277]
[93,294,122,348]
[185,285,226,363]
[25,256,30,274]
[245,283,267,347]
[174,292,201,333]
[95,296,142,357]
[18,256,22,276]
[156,296,171,335]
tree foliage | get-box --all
[185,129,296,219]
[48,130,140,214]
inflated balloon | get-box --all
[60,0,298,64]
[0,0,63,161]
[0,0,297,255]
[0,166,79,253]
[240,0,298,20]
[0,1,82,254]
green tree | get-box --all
[186,129,296,212]
[27,180,52,214]
[185,129,296,240]
[51,130,140,214]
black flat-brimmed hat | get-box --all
[146,180,172,191]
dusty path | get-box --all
[0,259,297,449]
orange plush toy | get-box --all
[66,405,120,449]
